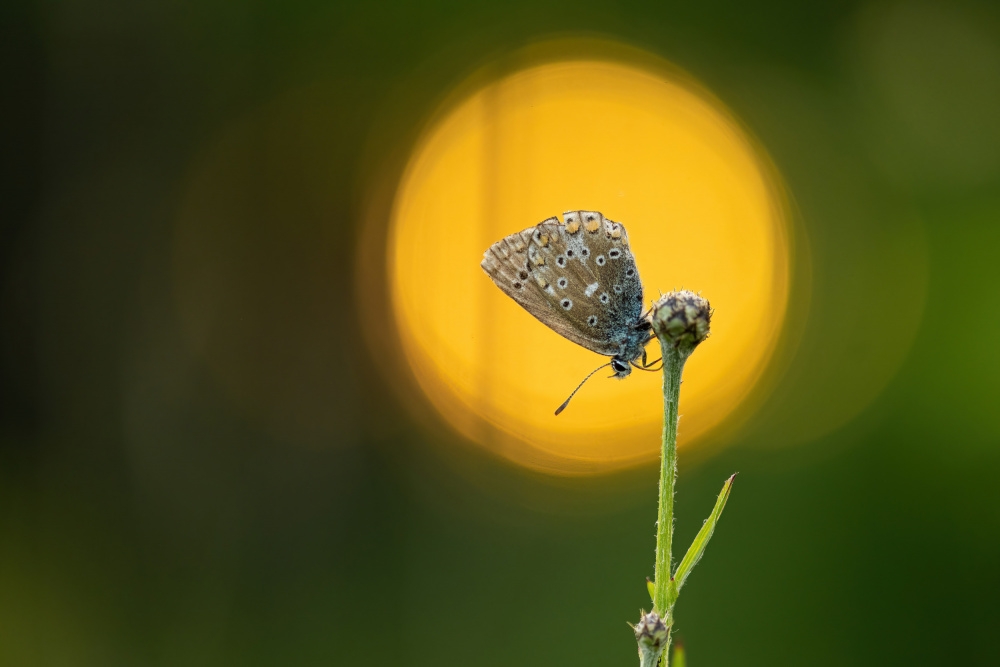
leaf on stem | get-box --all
[671,638,686,667]
[647,577,655,603]
[672,473,736,593]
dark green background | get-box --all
[3,0,999,664]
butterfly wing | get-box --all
[481,211,644,356]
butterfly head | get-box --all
[611,317,653,378]
[610,356,632,378]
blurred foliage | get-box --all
[2,0,999,665]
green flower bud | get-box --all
[634,610,669,650]
[650,290,712,358]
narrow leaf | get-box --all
[646,577,655,603]
[672,473,736,592]
[671,639,686,667]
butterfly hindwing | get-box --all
[481,211,644,357]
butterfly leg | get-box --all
[642,349,665,370]
[632,350,663,372]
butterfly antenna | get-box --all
[555,362,612,415]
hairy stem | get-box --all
[638,290,712,667]
[653,340,685,622]
[639,646,666,667]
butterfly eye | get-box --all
[611,358,629,373]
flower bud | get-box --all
[634,610,669,651]
[650,290,711,357]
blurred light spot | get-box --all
[380,45,794,474]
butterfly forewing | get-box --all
[481,210,644,357]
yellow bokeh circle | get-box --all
[388,45,791,474]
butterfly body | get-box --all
[481,211,652,379]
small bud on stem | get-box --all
[634,610,670,667]
[650,291,712,359]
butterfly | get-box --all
[481,210,658,414]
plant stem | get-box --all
[640,290,713,667]
[653,340,685,655]
[640,646,665,667]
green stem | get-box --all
[639,290,712,667]
[639,645,667,667]
[653,340,685,659]
[660,627,673,667]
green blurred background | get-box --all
[3,0,999,664]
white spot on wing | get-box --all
[585,282,599,297]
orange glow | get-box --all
[387,47,792,474]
